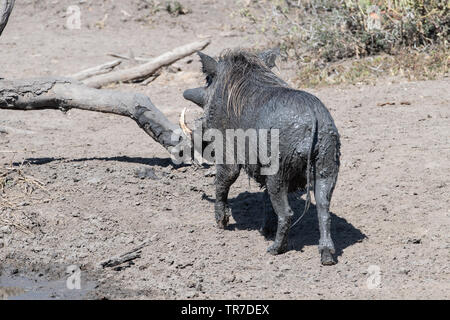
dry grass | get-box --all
[0,162,53,234]
[0,164,51,208]
[296,46,449,87]
[236,0,449,86]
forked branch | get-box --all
[0,1,198,157]
[0,78,181,151]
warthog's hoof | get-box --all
[266,243,287,255]
[216,216,229,229]
[215,204,230,229]
[320,249,336,266]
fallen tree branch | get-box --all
[1,2,194,161]
[70,59,122,81]
[0,0,14,38]
[107,52,151,62]
[83,39,210,88]
[99,235,157,268]
[140,72,161,86]
[0,78,181,151]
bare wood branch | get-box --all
[83,39,210,88]
[1,2,193,158]
[107,52,151,62]
[70,59,122,81]
[140,73,160,86]
[99,236,156,268]
[0,78,182,151]
[100,251,141,268]
[0,0,14,38]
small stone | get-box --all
[88,177,101,184]
[280,264,291,271]
[134,167,160,180]
[185,291,198,298]
[407,238,422,244]
[399,267,410,275]
[0,226,12,234]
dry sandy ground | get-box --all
[0,1,449,299]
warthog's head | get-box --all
[180,48,283,135]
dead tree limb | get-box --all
[0,0,14,37]
[0,1,194,158]
[83,39,210,88]
[0,78,181,151]
[70,59,122,81]
[107,52,151,62]
[99,236,156,268]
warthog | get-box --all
[181,49,341,265]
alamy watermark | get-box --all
[66,265,81,290]
[366,265,381,289]
[170,128,280,175]
[66,6,81,30]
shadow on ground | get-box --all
[204,191,366,262]
[15,156,186,168]
[15,156,365,262]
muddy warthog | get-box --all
[181,49,341,265]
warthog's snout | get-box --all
[183,87,206,108]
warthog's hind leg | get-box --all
[266,177,293,255]
[314,175,337,265]
[259,190,277,239]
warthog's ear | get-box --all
[198,52,218,75]
[258,48,280,69]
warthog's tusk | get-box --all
[179,107,193,137]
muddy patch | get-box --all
[0,269,96,300]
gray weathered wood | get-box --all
[83,39,210,88]
[0,0,14,38]
[99,237,156,268]
[70,59,122,81]
[0,2,193,156]
[0,78,180,151]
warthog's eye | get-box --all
[205,74,213,87]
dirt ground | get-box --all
[0,1,449,299]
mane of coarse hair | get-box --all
[218,49,288,117]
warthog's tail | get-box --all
[290,111,317,229]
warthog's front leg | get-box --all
[214,164,241,228]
